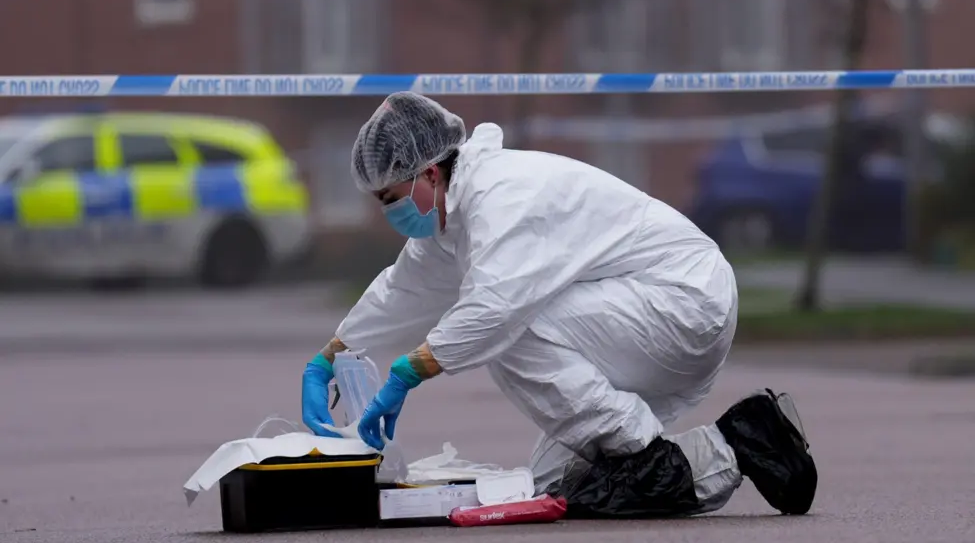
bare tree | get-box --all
[900,0,930,260]
[795,0,871,312]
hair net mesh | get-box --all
[351,91,467,192]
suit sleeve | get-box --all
[337,238,461,355]
[426,180,595,374]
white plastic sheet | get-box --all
[320,420,506,484]
[403,442,505,485]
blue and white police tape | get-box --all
[2,70,975,97]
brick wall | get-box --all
[1,0,972,222]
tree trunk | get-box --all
[474,0,599,148]
[504,2,559,149]
[795,0,869,312]
[506,28,546,149]
[901,0,929,261]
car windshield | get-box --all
[0,138,18,160]
[760,127,829,155]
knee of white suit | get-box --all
[486,331,666,463]
[529,434,585,496]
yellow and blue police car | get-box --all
[0,111,311,288]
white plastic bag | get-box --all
[403,442,505,485]
[251,415,302,438]
[321,421,505,484]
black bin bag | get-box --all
[545,437,702,519]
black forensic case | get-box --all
[219,451,382,533]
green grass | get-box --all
[736,289,975,343]
[738,287,795,315]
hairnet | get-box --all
[351,91,467,193]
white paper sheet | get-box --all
[182,432,376,506]
[182,419,509,507]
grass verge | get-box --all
[737,288,975,343]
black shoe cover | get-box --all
[545,436,701,518]
[715,388,817,515]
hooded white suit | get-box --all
[337,123,742,511]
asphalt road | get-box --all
[1,287,974,542]
[0,285,347,356]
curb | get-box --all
[1,334,327,358]
[908,355,975,378]
[727,338,975,378]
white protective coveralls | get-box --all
[337,123,743,512]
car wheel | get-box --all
[199,218,269,289]
[718,208,777,255]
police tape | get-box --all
[0,71,974,97]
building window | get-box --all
[573,0,679,71]
[302,0,379,73]
[715,0,787,71]
[574,1,616,71]
[694,0,823,71]
[884,0,940,10]
[134,0,196,27]
[308,124,370,228]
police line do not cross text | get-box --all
[3,70,975,97]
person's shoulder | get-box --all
[464,152,546,196]
[465,147,640,202]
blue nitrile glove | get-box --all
[357,354,423,451]
[302,353,342,438]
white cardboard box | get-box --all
[379,485,480,520]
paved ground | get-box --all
[735,256,975,309]
[1,287,974,542]
[0,285,345,356]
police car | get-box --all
[0,112,311,288]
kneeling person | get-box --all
[301,91,817,517]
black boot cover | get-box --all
[545,436,702,519]
[715,388,817,515]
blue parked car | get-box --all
[687,111,970,255]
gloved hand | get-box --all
[357,355,423,451]
[302,353,342,438]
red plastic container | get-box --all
[448,495,567,527]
